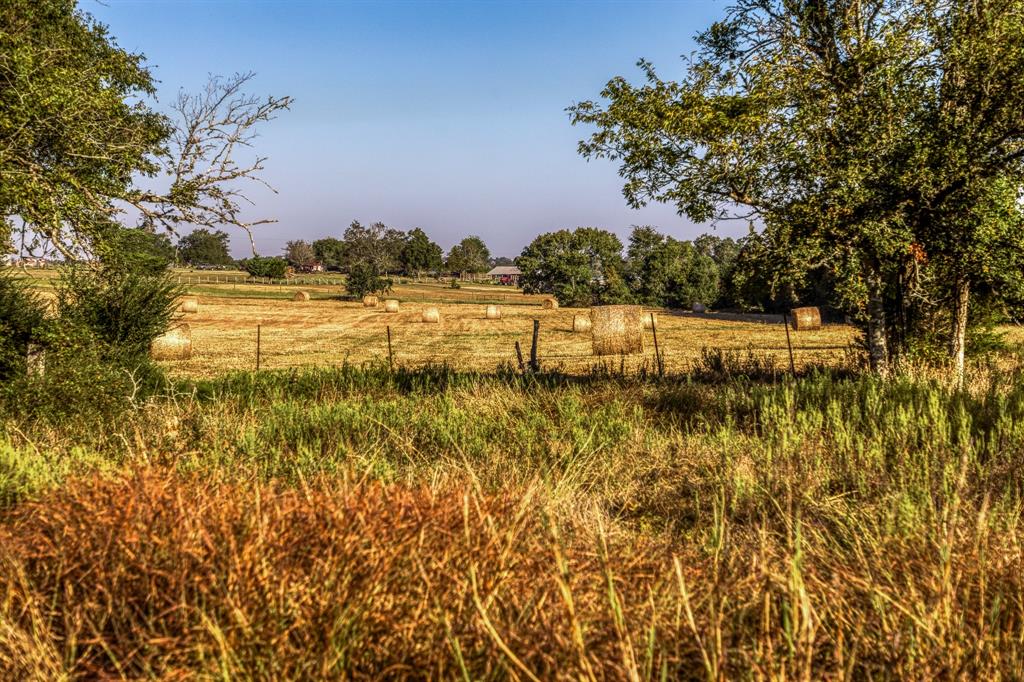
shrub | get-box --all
[345,262,392,297]
[241,256,288,279]
[0,268,47,381]
[55,265,180,363]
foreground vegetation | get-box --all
[3,359,1024,678]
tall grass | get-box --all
[3,360,1024,677]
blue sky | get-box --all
[89,0,734,258]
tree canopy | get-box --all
[284,240,317,270]
[178,229,233,267]
[401,228,443,277]
[446,236,491,276]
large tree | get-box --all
[400,228,443,278]
[341,221,405,273]
[571,0,1024,379]
[284,240,317,270]
[446,236,491,277]
[0,0,290,260]
[312,238,345,271]
[178,229,233,267]
[516,228,626,306]
[626,226,719,308]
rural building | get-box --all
[486,265,521,286]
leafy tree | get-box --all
[345,262,392,298]
[284,240,317,270]
[0,0,290,259]
[446,236,491,277]
[102,228,176,275]
[241,256,287,279]
[489,256,515,268]
[312,238,345,271]
[341,221,405,273]
[401,228,443,278]
[625,226,718,308]
[516,228,626,306]
[178,229,233,267]
[570,0,1024,379]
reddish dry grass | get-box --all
[2,469,1023,679]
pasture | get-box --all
[161,280,857,377]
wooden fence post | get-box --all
[530,320,540,372]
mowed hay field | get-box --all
[167,283,857,377]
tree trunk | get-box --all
[866,271,889,377]
[950,275,969,387]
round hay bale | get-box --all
[692,302,707,313]
[384,299,400,313]
[590,305,643,356]
[179,296,199,314]
[293,290,310,302]
[791,306,822,331]
[542,297,559,310]
[151,323,192,361]
[362,295,379,308]
[422,307,440,323]
[642,312,657,330]
[572,315,592,333]
[485,305,501,319]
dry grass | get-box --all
[153,294,857,378]
[3,463,1023,679]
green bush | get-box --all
[241,256,288,279]
[56,265,181,362]
[345,262,392,297]
[0,268,47,381]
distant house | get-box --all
[486,265,522,286]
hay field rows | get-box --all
[169,286,858,377]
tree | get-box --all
[101,228,176,275]
[345,262,392,298]
[400,228,443,278]
[284,240,317,271]
[570,0,1024,379]
[241,256,287,279]
[625,226,718,308]
[489,256,515,268]
[341,221,405,273]
[178,229,233,267]
[516,228,626,306]
[312,238,345,271]
[0,0,290,259]
[446,236,491,277]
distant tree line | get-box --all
[515,225,836,313]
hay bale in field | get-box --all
[791,306,822,331]
[590,305,643,356]
[293,290,310,302]
[542,297,559,310]
[384,299,400,313]
[179,296,199,313]
[362,295,379,308]
[485,305,501,319]
[642,312,657,330]
[151,324,192,361]
[572,315,592,333]
[422,307,440,323]
[692,302,707,313]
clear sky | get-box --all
[88,0,735,258]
